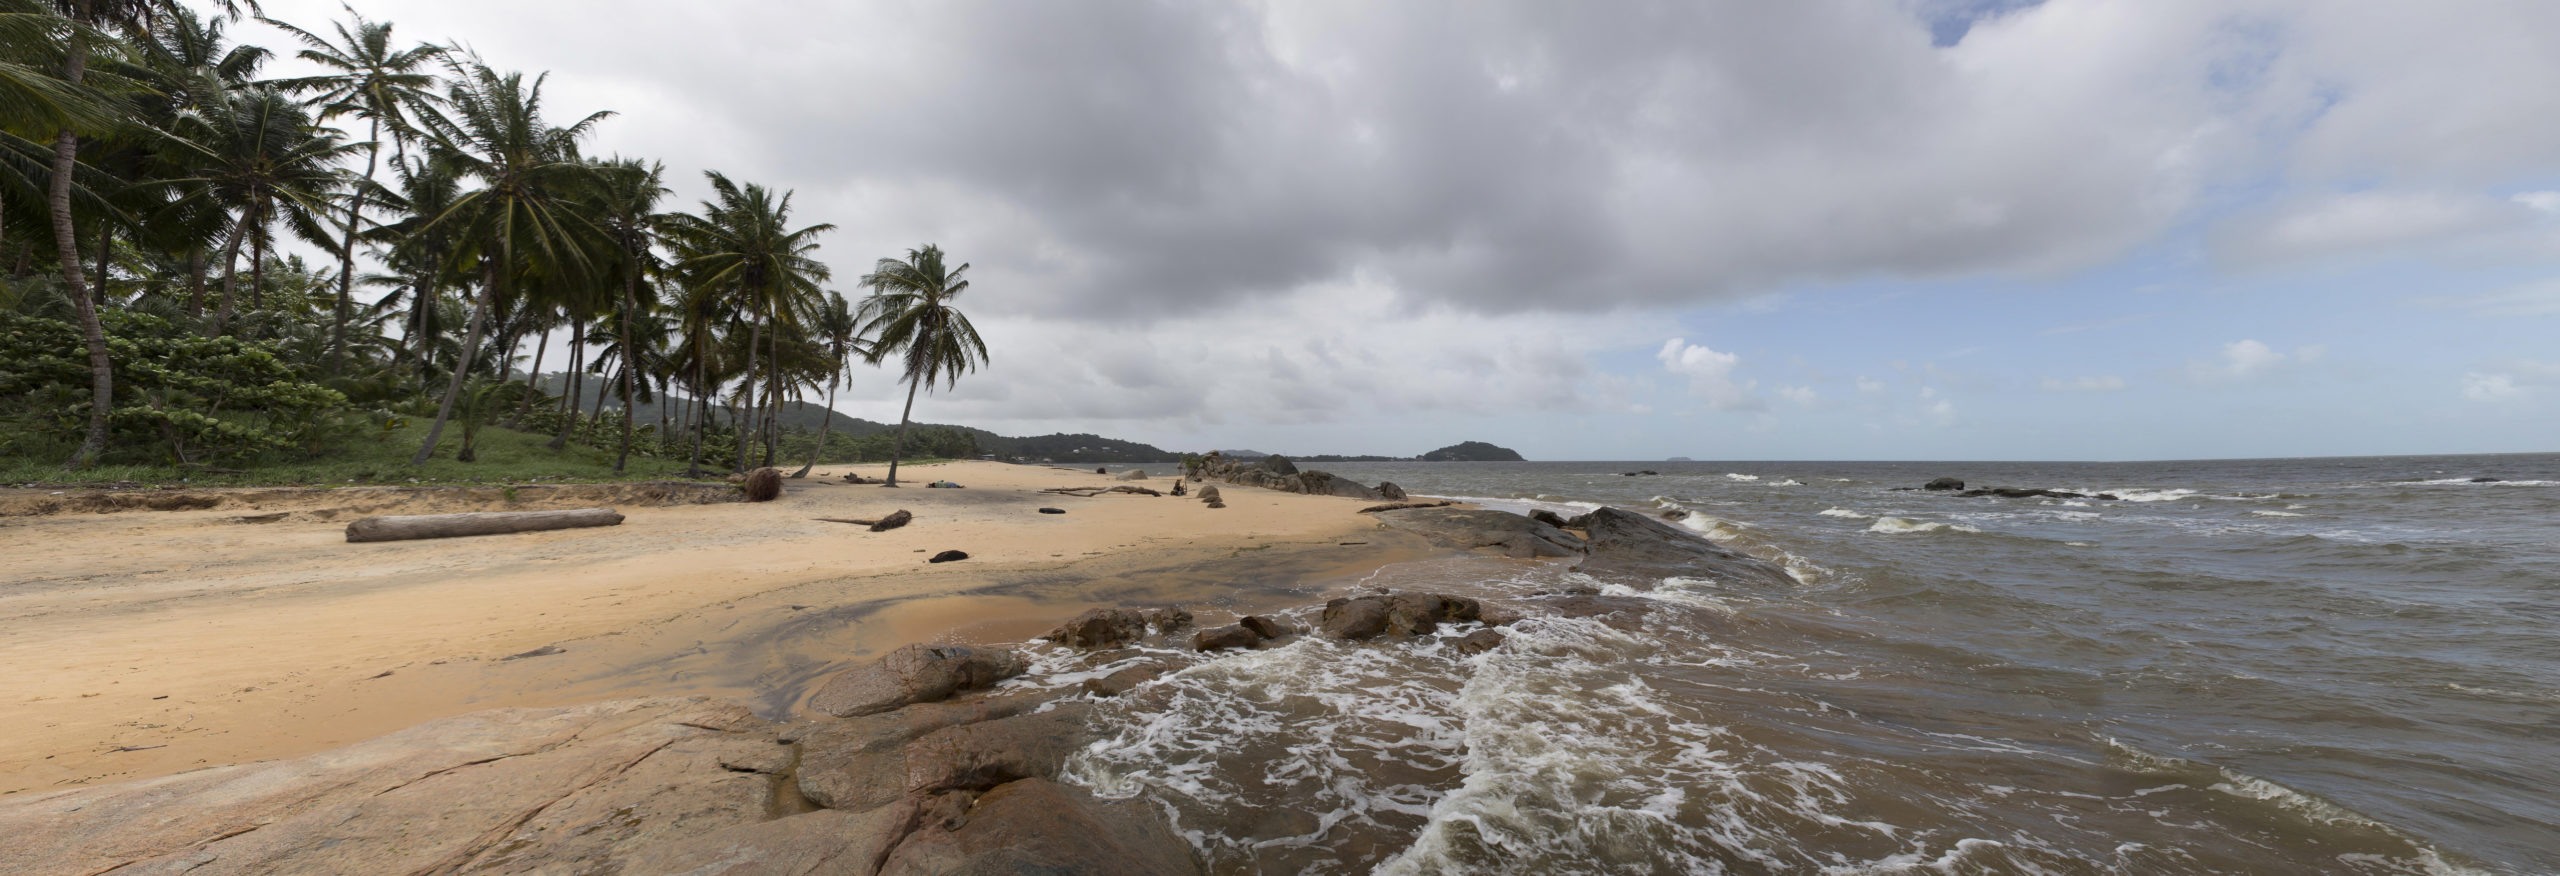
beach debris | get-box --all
[1041,485,1161,498]
[928,550,969,563]
[844,472,878,484]
[344,508,625,543]
[501,645,566,661]
[744,467,784,501]
[870,510,914,532]
[1037,507,1065,514]
[234,512,289,524]
[805,643,1027,718]
[1191,624,1261,652]
[815,517,879,526]
[1046,609,1150,650]
[107,745,166,753]
[926,480,964,489]
[1923,477,1966,491]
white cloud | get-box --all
[2462,359,2560,404]
[2461,373,2523,403]
[2188,339,2314,383]
[2214,189,2539,267]
[2421,277,2560,317]
[1855,377,1888,395]
[1656,338,1761,411]
[2040,375,2128,392]
[1776,385,1819,406]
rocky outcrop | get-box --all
[1377,482,1408,501]
[1321,593,1482,639]
[1373,508,1586,559]
[1116,469,1149,481]
[1923,477,1966,491]
[1572,507,1796,589]
[1956,486,2119,500]
[1192,624,1261,651]
[1192,452,1399,502]
[1420,441,1524,462]
[876,778,1199,876]
[805,643,1028,718]
[1047,608,1148,650]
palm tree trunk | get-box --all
[886,376,922,487]
[615,269,640,472]
[550,318,587,450]
[763,304,781,467]
[509,326,548,428]
[248,214,267,314]
[793,378,835,478]
[212,220,245,335]
[48,27,110,469]
[414,255,502,466]
[736,315,761,472]
[186,245,206,318]
[327,117,384,373]
[685,349,709,477]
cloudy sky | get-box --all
[242,0,2560,461]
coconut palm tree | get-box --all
[405,59,611,466]
[857,244,986,487]
[662,171,830,472]
[581,156,667,470]
[263,6,442,371]
[156,86,358,335]
[792,289,866,478]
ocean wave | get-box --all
[1770,479,1804,486]
[1867,517,1982,535]
[1818,508,1874,520]
[1725,473,1761,481]
[2250,510,2308,518]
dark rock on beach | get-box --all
[1377,481,1408,501]
[1192,624,1262,651]
[806,643,1028,718]
[1239,614,1291,640]
[1529,508,1571,528]
[1374,508,1586,559]
[1323,593,1483,640]
[869,508,914,531]
[1048,608,1151,650]
[877,778,1199,876]
[1573,506,1797,590]
[927,549,969,563]
[1039,506,1066,514]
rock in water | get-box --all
[1373,508,1586,559]
[903,705,1096,795]
[1192,624,1261,651]
[1450,628,1507,655]
[805,643,1027,718]
[744,467,784,501]
[1529,509,1571,528]
[1082,664,1164,697]
[1047,608,1149,650]
[1141,607,1194,630]
[1572,506,1796,590]
[1923,477,1966,491]
[1321,596,1392,639]
[928,550,968,563]
[876,778,1200,876]
[869,509,914,531]
[1238,614,1290,639]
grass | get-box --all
[0,422,956,490]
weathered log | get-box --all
[345,508,625,543]
[1359,500,1453,513]
[1040,485,1164,498]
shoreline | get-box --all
[0,461,1435,797]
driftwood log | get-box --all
[1358,500,1453,514]
[1041,486,1163,498]
[345,508,625,543]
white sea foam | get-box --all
[1725,473,1761,481]
[2110,488,2201,503]
[1866,517,1981,535]
[2250,510,2307,517]
[1818,508,1874,520]
[1771,479,1804,486]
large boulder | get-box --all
[1572,507,1796,590]
[795,694,1054,811]
[1293,470,1384,501]
[805,643,1028,718]
[1377,481,1409,501]
[1116,469,1150,481]
[1192,624,1261,651]
[1046,608,1150,650]
[1373,508,1586,559]
[1260,454,1299,476]
[877,779,1201,876]
[1322,593,1481,639]
[902,704,1095,795]
[623,804,917,876]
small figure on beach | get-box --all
[927,480,964,489]
[1172,482,1187,497]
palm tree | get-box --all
[405,60,610,466]
[858,244,987,487]
[662,171,830,472]
[264,5,442,372]
[582,156,667,470]
[792,289,866,478]
[157,87,358,335]
[41,0,258,467]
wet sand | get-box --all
[0,461,1429,796]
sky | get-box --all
[235,0,2560,461]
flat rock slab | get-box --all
[1572,507,1796,589]
[1372,508,1586,559]
[879,779,1200,876]
[804,644,1028,719]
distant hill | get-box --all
[527,373,1180,463]
[1421,441,1524,462]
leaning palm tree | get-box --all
[264,5,443,371]
[857,244,986,487]
[581,156,667,470]
[662,171,831,472]
[405,60,611,466]
[156,87,360,334]
[791,289,866,478]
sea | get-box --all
[1018,454,2560,875]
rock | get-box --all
[1082,664,1163,697]
[1260,454,1299,475]
[1204,501,1225,509]
[1619,470,1659,476]
[744,467,784,501]
[622,804,916,876]
[1320,596,1392,639]
[1141,606,1194,631]
[903,704,1094,795]
[1291,470,1383,500]
[0,698,786,876]
[1419,441,1524,462]
[1955,487,2106,500]
[1544,593,1656,632]
[927,549,968,563]
[1039,507,1066,514]
[1197,486,1222,503]
[876,779,1200,876]
[1528,509,1571,528]
[805,643,1028,718]
[1449,628,1507,655]
[1385,598,1441,636]
[1096,467,1108,474]
[1117,469,1149,481]
[1478,605,1524,627]
[1238,614,1290,639]
[844,472,875,484]
[1923,477,1966,491]
[1572,507,1796,590]
[1358,500,1452,513]
[1377,481,1408,501]
[2470,476,2502,483]
[869,509,914,531]
[1661,508,1690,521]
[1191,624,1261,651]
[1373,508,1587,559]
[796,694,1053,809]
[1047,608,1150,650]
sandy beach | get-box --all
[0,461,1429,797]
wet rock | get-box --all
[1238,614,1290,639]
[1191,624,1262,652]
[1449,628,1507,655]
[1661,508,1690,521]
[1082,664,1163,698]
[876,778,1200,876]
[1620,470,1660,476]
[1321,596,1392,639]
[1377,481,1408,501]
[903,704,1095,795]
[805,643,1028,718]
[1038,507,1066,514]
[2470,476,2502,483]
[1544,593,1655,632]
[1573,507,1795,590]
[1374,508,1587,559]
[1955,487,2113,500]
[1478,605,1525,627]
[795,694,1054,810]
[1529,509,1571,528]
[1923,477,1966,491]
[1141,606,1194,631]
[927,549,968,563]
[869,509,913,531]
[1047,608,1149,650]
[622,804,917,876]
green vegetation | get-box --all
[0,3,989,484]
[1421,441,1525,462]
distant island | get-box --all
[1421,441,1525,462]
